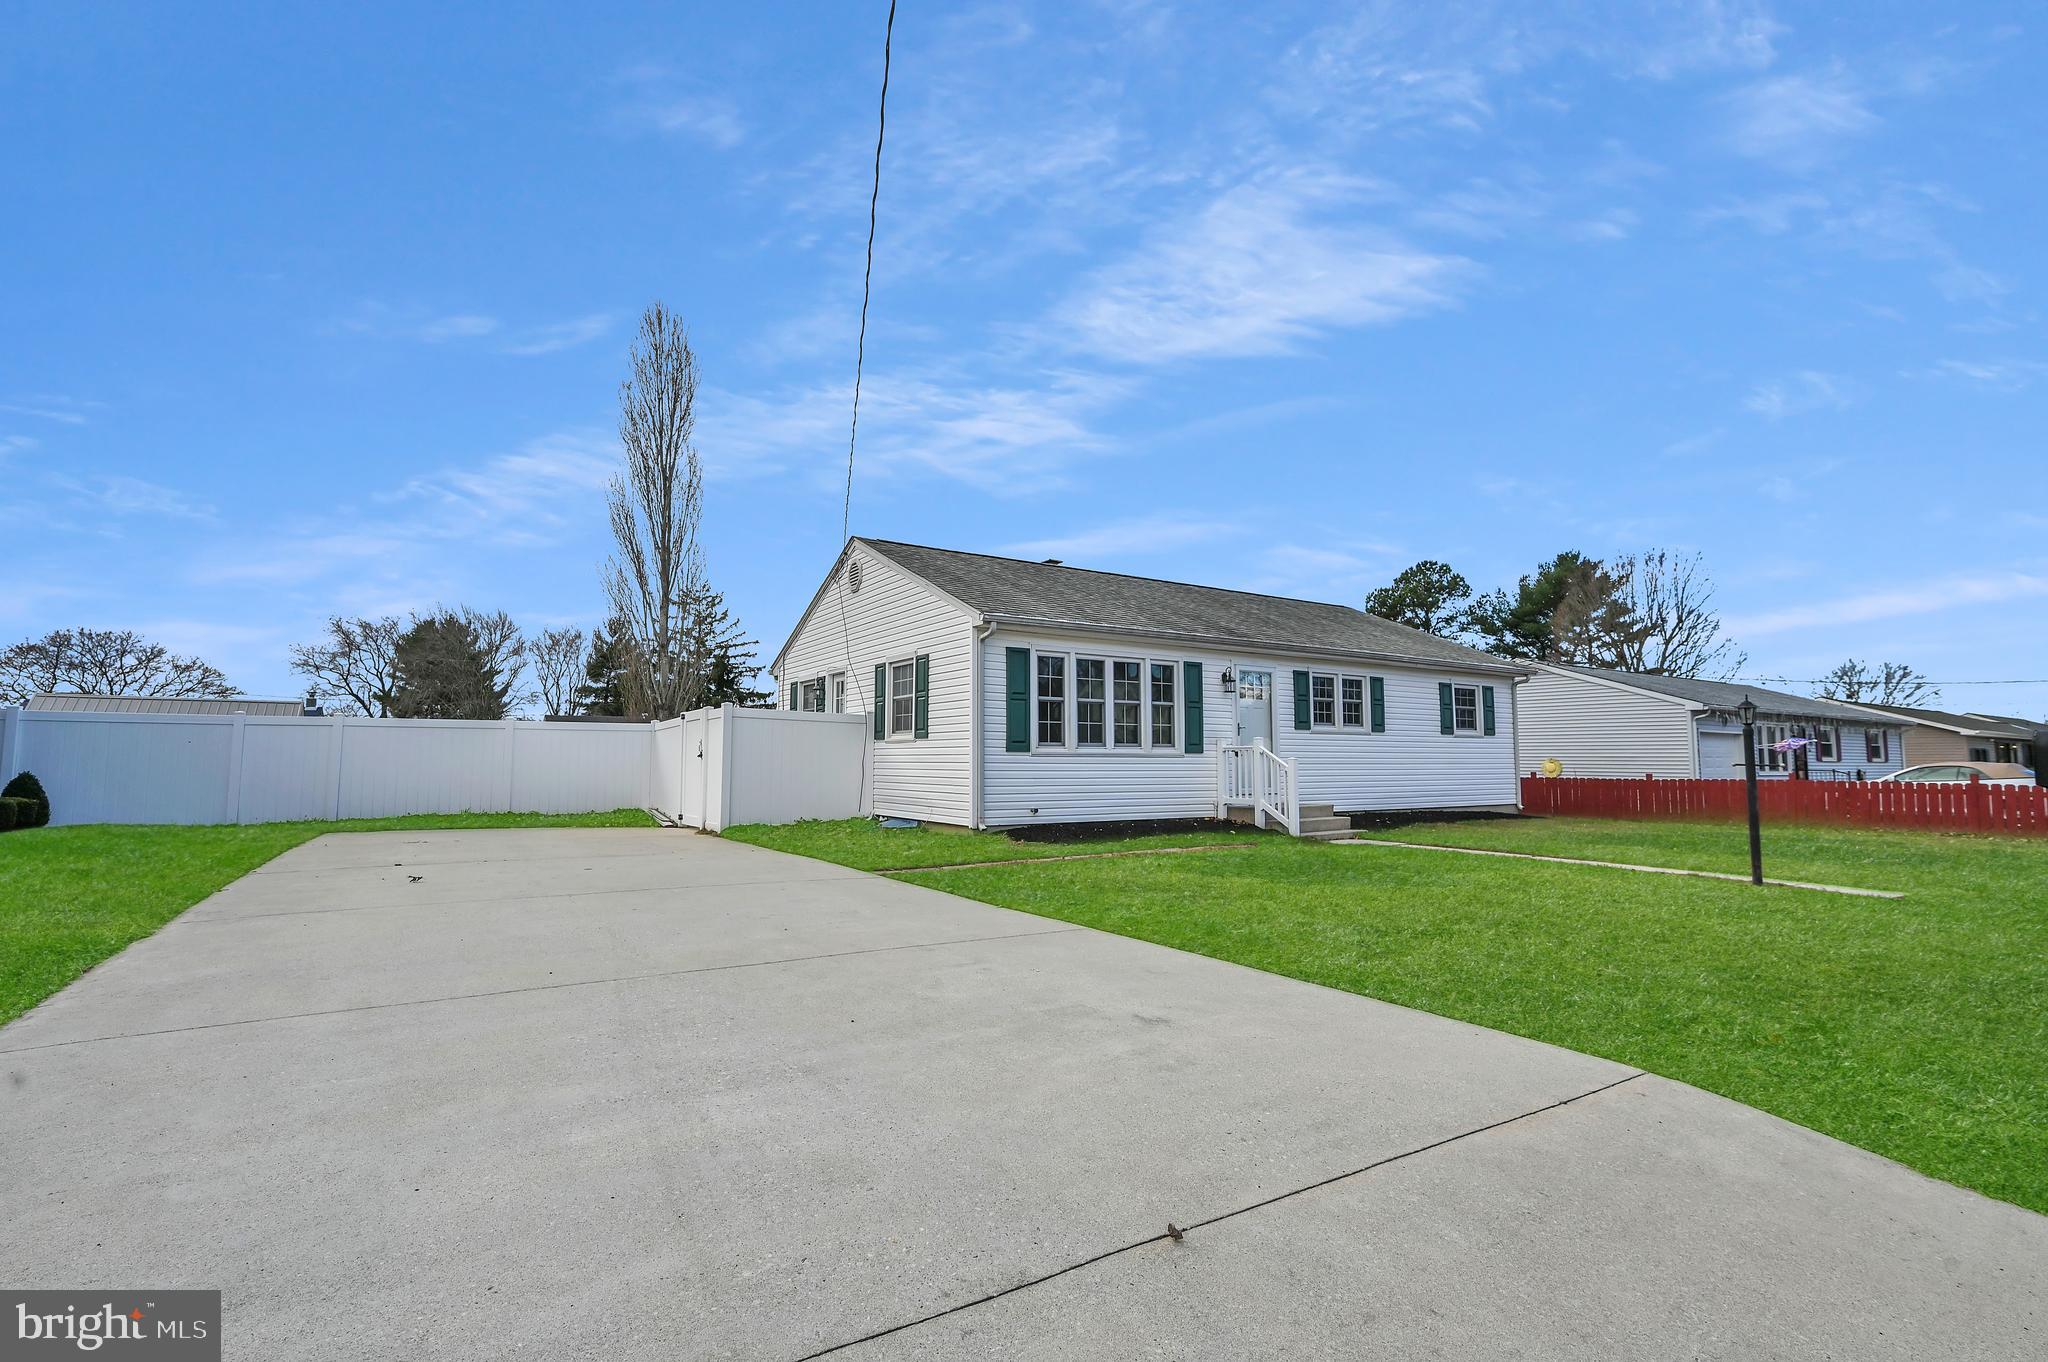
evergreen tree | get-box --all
[389,611,514,719]
[576,618,637,716]
[1464,550,1597,661]
[1362,561,1472,636]
[676,586,766,710]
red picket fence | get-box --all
[1520,774,2048,837]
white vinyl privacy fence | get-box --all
[0,704,869,830]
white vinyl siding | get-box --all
[981,628,1519,825]
[1513,667,1699,779]
[775,547,975,823]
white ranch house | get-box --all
[772,539,1529,835]
[1514,664,1909,782]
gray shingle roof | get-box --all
[858,539,1523,673]
[1557,667,1898,724]
[25,693,307,716]
[1851,703,2039,738]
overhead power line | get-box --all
[828,0,895,714]
[1734,677,2048,687]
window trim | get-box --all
[1450,683,1481,735]
[1339,675,1366,729]
[1864,728,1888,764]
[887,657,917,740]
[1026,647,1186,756]
[1813,723,1837,763]
[1149,660,1177,750]
[1308,672,1337,729]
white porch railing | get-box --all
[1217,741,1300,837]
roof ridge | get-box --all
[856,537,1372,616]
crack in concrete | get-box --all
[0,926,1083,1055]
[792,1070,1646,1360]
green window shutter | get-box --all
[872,664,886,740]
[1004,647,1031,752]
[1292,670,1310,730]
[1438,683,1454,734]
[1369,676,1386,733]
[913,654,930,739]
[1482,685,1497,737]
[1182,661,1204,754]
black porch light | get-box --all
[1736,695,1763,885]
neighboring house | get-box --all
[1515,665,1908,781]
[772,539,1530,829]
[24,693,312,717]
[1851,703,2038,769]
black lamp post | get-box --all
[1737,696,1763,885]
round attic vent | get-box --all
[847,558,864,594]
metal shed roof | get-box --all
[24,693,308,716]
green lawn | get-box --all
[729,816,2048,1214]
[0,810,656,1027]
[723,816,1274,871]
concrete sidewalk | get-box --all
[2,828,2039,1359]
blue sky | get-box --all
[5,2,2045,720]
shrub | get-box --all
[0,798,17,833]
[2,770,49,827]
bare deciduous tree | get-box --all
[289,616,402,716]
[531,626,588,717]
[1816,659,1938,706]
[0,628,234,705]
[604,302,708,720]
[1604,550,1745,679]
[1549,551,1744,679]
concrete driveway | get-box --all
[2,828,2040,1359]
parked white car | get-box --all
[1877,762,2037,787]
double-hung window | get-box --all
[1149,662,1176,748]
[1112,661,1143,747]
[889,660,915,736]
[1310,673,1336,728]
[1814,724,1837,762]
[1340,676,1365,728]
[800,678,827,712]
[1075,658,1107,747]
[1451,684,1480,734]
[1864,729,1887,763]
[1036,655,1066,746]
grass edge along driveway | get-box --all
[727,816,2048,1216]
[0,810,657,1027]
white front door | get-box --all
[1236,669,1273,748]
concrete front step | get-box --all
[1298,803,1338,820]
[1301,828,1358,841]
[1298,815,1351,835]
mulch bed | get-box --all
[1003,817,1252,844]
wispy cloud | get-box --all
[610,65,744,149]
[417,313,500,341]
[1744,370,1852,419]
[0,434,38,458]
[1052,174,1468,364]
[702,369,1130,495]
[1918,358,2048,392]
[385,430,617,544]
[501,314,615,356]
[335,302,614,355]
[54,474,216,522]
[1003,514,1234,562]
[1727,570,2048,636]
[1720,69,1876,169]
[1662,428,1726,458]
[0,395,100,425]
